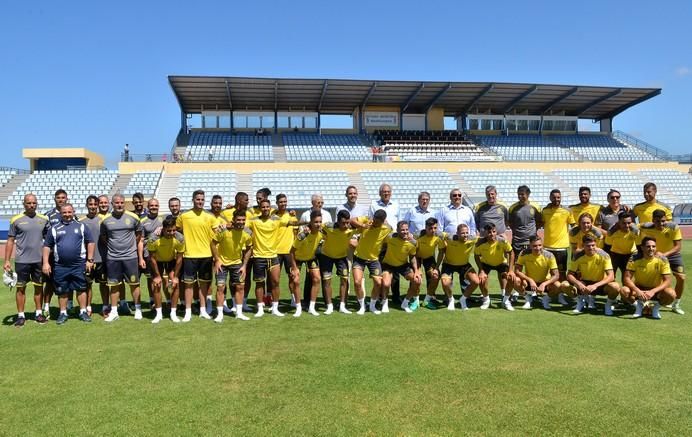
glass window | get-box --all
[492,119,504,130]
[304,116,316,129]
[320,114,353,129]
[505,119,517,130]
[443,116,457,130]
[543,120,553,130]
[247,116,261,128]
[529,120,540,130]
[517,119,528,130]
[278,116,289,128]
[187,114,202,129]
[290,116,303,129]
[203,115,217,129]
[468,118,480,130]
[233,115,246,128]
[219,114,231,128]
[261,116,275,128]
[481,119,492,130]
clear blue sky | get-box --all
[2,0,690,169]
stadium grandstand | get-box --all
[1,75,691,231]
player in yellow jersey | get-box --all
[439,223,480,311]
[474,223,515,311]
[621,237,676,319]
[569,212,604,257]
[513,236,560,310]
[247,198,301,318]
[639,209,685,314]
[351,210,391,315]
[274,194,298,307]
[569,186,602,225]
[289,211,323,317]
[319,210,356,314]
[564,234,620,315]
[147,217,184,323]
[604,211,639,281]
[633,182,673,224]
[175,190,218,322]
[221,191,254,311]
[416,217,445,309]
[211,210,253,322]
[541,189,575,306]
[380,221,421,314]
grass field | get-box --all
[1,246,691,436]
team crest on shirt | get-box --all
[74,228,79,234]
[674,265,684,273]
[125,218,132,225]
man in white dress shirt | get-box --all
[438,189,477,236]
[369,183,401,302]
[300,194,333,224]
[404,191,434,237]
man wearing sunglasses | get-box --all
[438,189,476,237]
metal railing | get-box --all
[612,130,670,160]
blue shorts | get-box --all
[53,263,87,295]
[216,264,244,286]
[253,257,280,283]
[182,257,213,284]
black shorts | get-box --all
[216,264,244,286]
[419,256,439,279]
[512,242,530,258]
[155,260,177,276]
[296,258,319,271]
[182,257,213,284]
[85,262,107,285]
[140,256,151,278]
[441,263,475,279]
[276,253,292,275]
[14,262,44,287]
[253,257,280,283]
[318,253,349,279]
[53,264,87,295]
[667,254,685,274]
[352,256,382,278]
[582,280,607,295]
[107,258,141,286]
[382,262,412,277]
[610,252,632,274]
[546,249,568,272]
[480,262,509,275]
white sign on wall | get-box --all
[364,112,399,127]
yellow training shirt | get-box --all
[416,232,445,259]
[292,231,322,262]
[639,223,682,254]
[382,235,417,267]
[632,200,672,224]
[147,236,185,263]
[604,226,639,255]
[176,209,217,258]
[541,205,575,249]
[248,216,282,258]
[626,254,671,289]
[568,249,613,282]
[475,237,512,266]
[353,216,391,261]
[275,212,298,255]
[569,203,602,224]
[517,250,557,282]
[443,236,476,266]
[213,228,252,266]
[321,225,355,259]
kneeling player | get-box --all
[621,236,676,319]
[439,223,479,311]
[416,217,445,309]
[513,235,560,310]
[211,210,253,322]
[290,211,323,317]
[474,223,515,311]
[147,217,184,323]
[564,235,620,315]
[319,210,355,314]
[381,221,421,313]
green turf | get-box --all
[1,246,691,436]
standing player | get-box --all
[540,188,574,305]
[274,194,298,307]
[380,221,421,313]
[289,211,323,316]
[508,185,542,257]
[43,189,68,315]
[101,194,146,322]
[639,209,685,314]
[633,182,672,224]
[79,195,108,317]
[140,198,163,310]
[166,197,182,220]
[596,189,629,230]
[4,194,50,326]
[210,210,253,322]
[131,193,148,219]
[621,237,676,319]
[513,236,560,310]
[604,211,639,281]
[147,217,185,323]
[319,210,355,314]
[351,210,391,315]
[42,204,95,324]
[474,185,509,238]
[415,217,445,309]
[564,235,620,315]
[474,223,515,311]
[569,186,601,225]
[176,190,217,322]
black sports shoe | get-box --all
[56,313,69,325]
[14,316,26,327]
[35,314,48,324]
[78,312,92,323]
